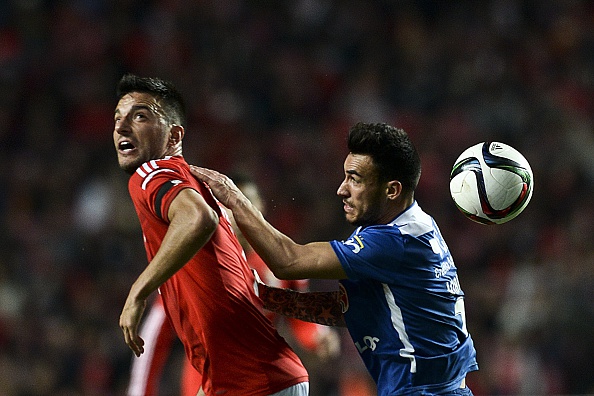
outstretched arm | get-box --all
[190,166,347,280]
[255,274,347,327]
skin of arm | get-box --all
[190,166,348,280]
[120,188,218,356]
[257,281,347,327]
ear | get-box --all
[386,180,402,200]
[168,124,185,146]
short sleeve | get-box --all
[132,160,196,223]
[330,225,405,283]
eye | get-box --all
[348,175,360,184]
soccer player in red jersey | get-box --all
[114,74,309,396]
[127,174,339,396]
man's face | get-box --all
[113,92,170,174]
[337,153,387,227]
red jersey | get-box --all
[128,156,308,396]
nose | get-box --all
[337,179,348,197]
[114,117,130,136]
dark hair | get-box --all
[348,122,421,192]
[116,73,186,126]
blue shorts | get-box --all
[415,386,474,396]
[437,386,474,396]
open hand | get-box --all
[189,166,246,210]
[119,297,147,357]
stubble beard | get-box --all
[118,155,143,175]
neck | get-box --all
[379,196,414,225]
[165,144,183,157]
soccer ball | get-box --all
[449,142,533,225]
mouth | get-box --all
[117,140,137,154]
[343,200,354,213]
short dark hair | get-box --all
[116,73,186,126]
[347,122,421,192]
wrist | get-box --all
[128,281,151,303]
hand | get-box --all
[189,166,246,210]
[119,296,147,357]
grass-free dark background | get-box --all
[0,1,593,394]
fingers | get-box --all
[189,166,239,207]
[132,335,145,357]
[120,298,147,357]
[121,322,145,357]
[189,166,219,182]
[189,166,233,188]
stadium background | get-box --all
[0,1,593,394]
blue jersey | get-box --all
[330,202,478,395]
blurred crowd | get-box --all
[0,0,593,395]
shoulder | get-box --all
[331,225,403,262]
[134,156,185,179]
[130,157,190,191]
[129,157,208,220]
[389,201,436,238]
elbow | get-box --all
[266,245,311,280]
[270,266,288,280]
[270,264,299,281]
[186,207,219,241]
[201,208,219,237]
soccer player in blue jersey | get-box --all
[191,122,478,395]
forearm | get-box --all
[233,199,299,275]
[259,285,346,327]
[122,237,203,358]
[234,200,343,279]
[128,222,210,301]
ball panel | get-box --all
[450,171,482,216]
[485,169,524,210]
